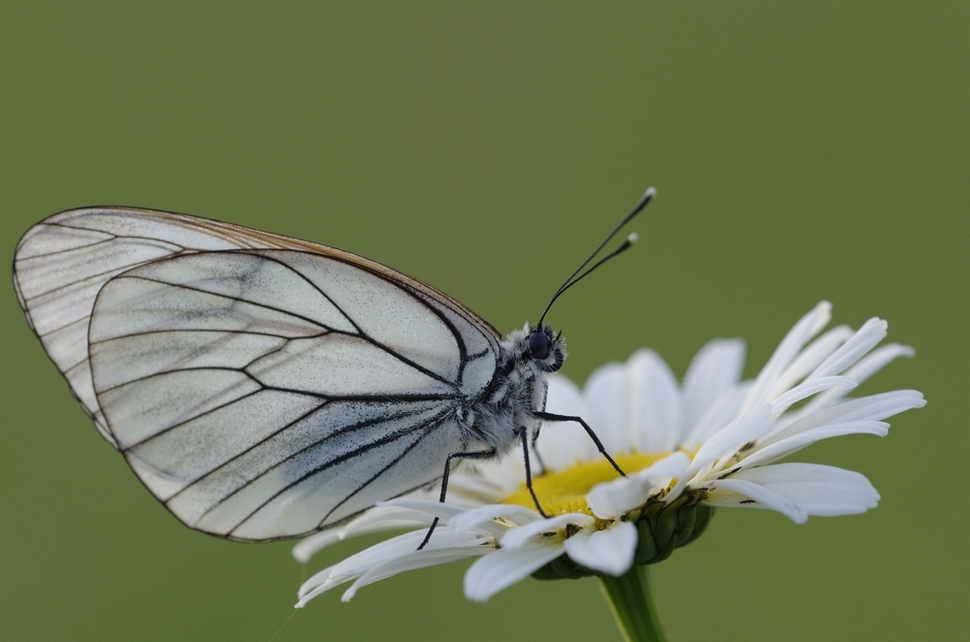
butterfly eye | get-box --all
[528,330,550,360]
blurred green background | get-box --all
[1,3,966,641]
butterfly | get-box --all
[13,190,652,543]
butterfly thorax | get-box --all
[460,323,566,456]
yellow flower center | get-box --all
[501,452,668,516]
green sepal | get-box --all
[679,504,713,547]
[634,497,714,565]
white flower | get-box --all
[293,302,925,605]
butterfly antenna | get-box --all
[537,186,656,325]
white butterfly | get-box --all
[13,192,652,542]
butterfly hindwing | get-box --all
[14,208,503,540]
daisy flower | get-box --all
[293,302,924,627]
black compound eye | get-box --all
[528,331,551,360]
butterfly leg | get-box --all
[417,447,496,550]
[517,427,548,517]
[533,411,626,477]
[529,425,548,476]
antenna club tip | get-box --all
[634,187,657,210]
[627,232,639,244]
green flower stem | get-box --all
[598,565,668,642]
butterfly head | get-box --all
[523,323,566,373]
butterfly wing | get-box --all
[14,207,503,540]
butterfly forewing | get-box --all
[14,207,504,540]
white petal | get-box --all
[563,521,638,576]
[297,570,356,607]
[296,529,433,602]
[809,317,887,379]
[296,529,491,605]
[585,362,632,454]
[297,582,342,606]
[773,390,926,442]
[544,373,586,416]
[677,405,773,492]
[540,374,597,469]
[297,565,342,600]
[702,478,808,523]
[737,464,879,511]
[740,301,831,415]
[793,343,915,414]
[293,531,346,563]
[682,383,751,447]
[292,504,435,562]
[682,338,746,435]
[445,468,498,498]
[464,539,566,602]
[377,497,474,521]
[587,476,649,520]
[448,503,543,535]
[703,463,879,521]
[768,376,856,417]
[765,325,853,400]
[739,421,888,469]
[325,530,431,582]
[500,513,594,549]
[626,349,683,453]
[841,343,915,385]
[341,537,491,601]
[588,452,689,518]
[648,450,692,479]
[458,456,524,498]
